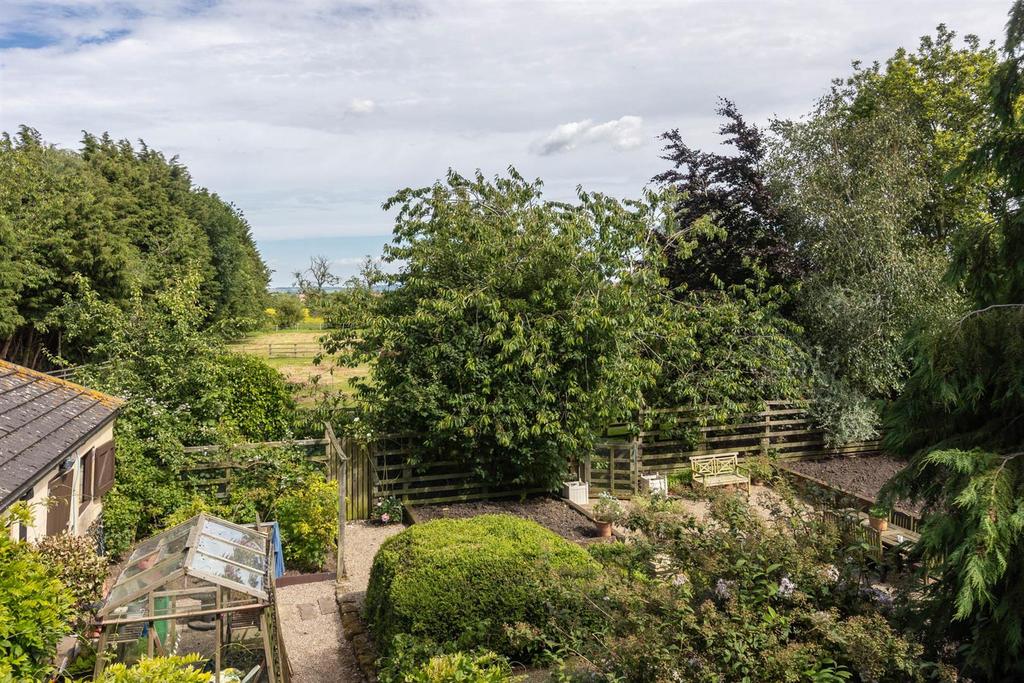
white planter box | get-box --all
[561,480,590,506]
[640,473,668,496]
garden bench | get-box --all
[690,453,750,496]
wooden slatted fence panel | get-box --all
[366,435,543,506]
[589,402,881,493]
[180,439,330,502]
[178,401,883,515]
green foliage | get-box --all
[373,496,404,525]
[94,655,209,682]
[53,276,301,555]
[217,353,298,441]
[807,371,881,447]
[400,651,518,683]
[33,532,108,623]
[555,492,932,682]
[592,491,624,523]
[764,27,996,441]
[267,292,304,329]
[0,506,75,682]
[365,515,598,659]
[0,128,268,368]
[330,169,667,488]
[378,638,518,683]
[275,474,337,571]
[773,88,961,404]
[879,6,1024,677]
[645,283,809,423]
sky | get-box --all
[0,1,1011,286]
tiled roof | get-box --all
[0,360,123,507]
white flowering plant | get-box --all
[548,487,931,681]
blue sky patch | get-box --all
[79,28,130,46]
[0,30,59,50]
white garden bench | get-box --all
[690,452,750,496]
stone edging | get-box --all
[337,589,379,683]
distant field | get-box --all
[229,329,324,357]
[229,326,368,404]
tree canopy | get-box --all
[879,5,1024,676]
[0,128,269,368]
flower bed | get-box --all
[781,454,923,516]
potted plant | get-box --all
[592,492,624,538]
[745,454,775,486]
[868,505,889,532]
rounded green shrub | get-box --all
[365,514,598,658]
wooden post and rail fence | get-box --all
[230,342,324,358]
[179,401,882,523]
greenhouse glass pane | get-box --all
[202,519,264,551]
[106,556,185,607]
[190,551,265,593]
[195,535,265,571]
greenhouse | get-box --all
[92,514,289,682]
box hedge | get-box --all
[365,514,598,657]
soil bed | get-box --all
[782,455,923,516]
[409,496,599,542]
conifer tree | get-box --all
[882,3,1024,675]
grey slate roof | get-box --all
[0,360,123,507]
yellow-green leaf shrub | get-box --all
[0,508,74,681]
[275,474,337,572]
[95,654,209,682]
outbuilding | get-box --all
[0,360,123,541]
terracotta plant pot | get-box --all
[869,515,888,532]
[594,520,613,538]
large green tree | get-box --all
[331,169,665,487]
[881,4,1024,677]
[57,275,297,555]
[0,128,269,368]
[768,27,995,443]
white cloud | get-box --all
[0,0,1010,286]
[347,98,376,114]
[533,115,644,156]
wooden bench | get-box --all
[690,453,750,496]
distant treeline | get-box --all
[0,127,270,368]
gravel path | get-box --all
[339,520,407,603]
[277,521,406,682]
[277,580,361,683]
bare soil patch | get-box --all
[410,496,600,542]
[782,455,922,515]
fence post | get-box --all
[584,451,591,484]
[324,424,347,585]
[609,445,616,496]
[761,408,771,454]
[626,438,634,491]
